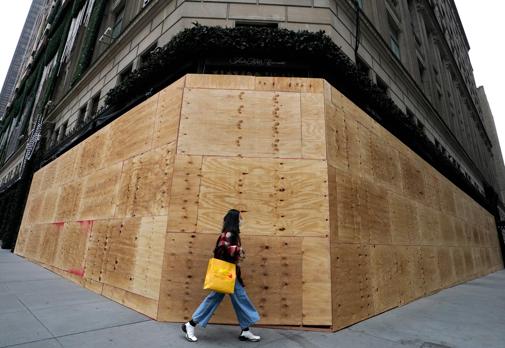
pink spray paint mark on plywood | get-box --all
[78,220,94,234]
[68,268,85,277]
[52,221,65,229]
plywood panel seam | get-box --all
[148,88,161,151]
[171,79,186,156]
[112,161,127,218]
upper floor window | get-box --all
[77,105,87,125]
[389,18,401,59]
[417,58,426,84]
[112,6,125,39]
[376,76,389,95]
[90,92,101,118]
[356,56,371,80]
[59,121,68,142]
[139,42,158,67]
[118,64,133,84]
[356,0,364,9]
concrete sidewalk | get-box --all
[1,249,504,348]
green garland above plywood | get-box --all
[72,0,107,86]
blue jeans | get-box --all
[192,281,260,329]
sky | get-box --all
[454,0,505,160]
[0,0,32,93]
[0,1,503,161]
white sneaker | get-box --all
[182,322,198,342]
[239,330,261,342]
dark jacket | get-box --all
[214,231,244,286]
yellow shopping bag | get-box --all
[203,258,236,294]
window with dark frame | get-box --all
[418,58,426,84]
[406,108,415,122]
[77,105,87,125]
[376,76,389,95]
[356,56,371,79]
[139,42,158,67]
[59,121,68,141]
[112,6,125,39]
[53,128,59,144]
[90,92,101,118]
[390,25,401,59]
[118,64,133,84]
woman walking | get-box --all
[182,209,261,342]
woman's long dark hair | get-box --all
[222,209,241,234]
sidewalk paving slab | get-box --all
[1,249,504,348]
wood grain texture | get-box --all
[115,143,175,218]
[153,77,184,149]
[389,193,419,245]
[186,74,254,90]
[14,75,503,332]
[39,188,60,223]
[301,93,326,159]
[83,219,120,283]
[75,127,109,178]
[370,134,401,193]
[331,244,374,330]
[104,93,157,164]
[178,88,302,158]
[399,153,426,204]
[102,283,159,319]
[325,101,348,170]
[166,155,203,233]
[255,76,324,93]
[54,181,82,222]
[54,146,78,185]
[101,216,167,300]
[78,163,122,220]
[302,237,331,325]
[370,244,399,314]
[54,222,90,274]
[197,157,329,237]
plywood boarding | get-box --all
[166,155,203,233]
[100,216,167,300]
[153,76,184,149]
[187,74,255,90]
[369,244,400,314]
[158,233,305,326]
[178,88,302,158]
[255,76,324,93]
[54,181,82,222]
[115,143,176,218]
[54,146,79,185]
[102,283,159,319]
[14,75,502,332]
[75,127,109,177]
[302,237,332,325]
[77,162,123,220]
[331,244,374,330]
[389,193,420,245]
[370,133,402,194]
[104,93,158,165]
[196,157,329,237]
[327,82,502,331]
[15,74,183,320]
[301,93,326,159]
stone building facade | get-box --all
[0,0,502,208]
